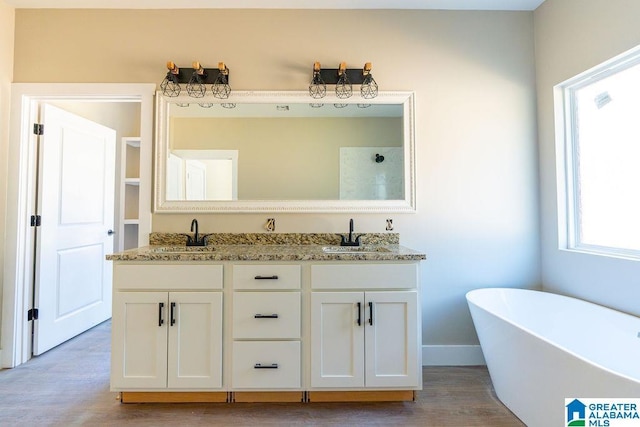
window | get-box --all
[557,48,640,258]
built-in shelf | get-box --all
[119,137,141,251]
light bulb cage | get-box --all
[160,72,181,97]
[309,71,327,99]
[212,72,231,99]
[186,72,207,98]
[361,74,378,99]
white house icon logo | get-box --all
[567,399,587,426]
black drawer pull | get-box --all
[158,302,164,327]
[170,302,176,326]
[254,363,278,369]
[254,314,279,319]
[254,275,279,280]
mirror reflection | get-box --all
[154,91,416,213]
[168,103,403,201]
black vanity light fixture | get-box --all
[161,61,231,100]
[309,61,378,101]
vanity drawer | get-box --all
[115,263,223,290]
[232,265,301,290]
[311,263,418,290]
[233,292,301,339]
[232,341,301,389]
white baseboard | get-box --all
[422,345,486,366]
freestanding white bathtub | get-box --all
[466,288,640,427]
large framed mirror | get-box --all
[154,91,415,213]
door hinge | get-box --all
[30,215,41,227]
[27,308,39,321]
[33,123,44,135]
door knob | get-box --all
[107,229,115,236]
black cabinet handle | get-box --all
[254,314,279,319]
[254,275,279,280]
[254,363,278,369]
[357,302,362,326]
[158,302,164,327]
[368,301,374,326]
[170,302,176,326]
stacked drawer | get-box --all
[231,264,301,389]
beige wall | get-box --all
[535,0,640,316]
[171,117,401,200]
[0,1,15,354]
[12,9,540,350]
[48,102,141,138]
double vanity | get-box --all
[108,232,426,403]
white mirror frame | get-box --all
[154,90,416,213]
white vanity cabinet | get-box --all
[310,264,420,390]
[111,264,224,391]
[110,256,423,402]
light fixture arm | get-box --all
[167,61,179,75]
[363,62,372,76]
[192,61,206,76]
[160,61,230,85]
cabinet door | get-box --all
[167,292,223,389]
[311,292,365,388]
[111,292,168,389]
[365,291,419,387]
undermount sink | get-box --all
[322,246,391,254]
[149,246,216,253]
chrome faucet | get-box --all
[185,218,208,246]
[339,218,362,247]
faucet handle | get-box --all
[339,234,362,247]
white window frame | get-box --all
[555,45,640,260]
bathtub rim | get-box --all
[466,287,640,384]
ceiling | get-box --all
[4,0,545,11]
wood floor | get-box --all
[0,321,524,426]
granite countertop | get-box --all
[107,233,426,262]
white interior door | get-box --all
[166,153,184,200]
[33,104,116,355]
[185,160,206,200]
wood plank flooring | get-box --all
[0,321,524,426]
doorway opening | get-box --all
[1,83,154,368]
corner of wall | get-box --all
[0,1,16,356]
